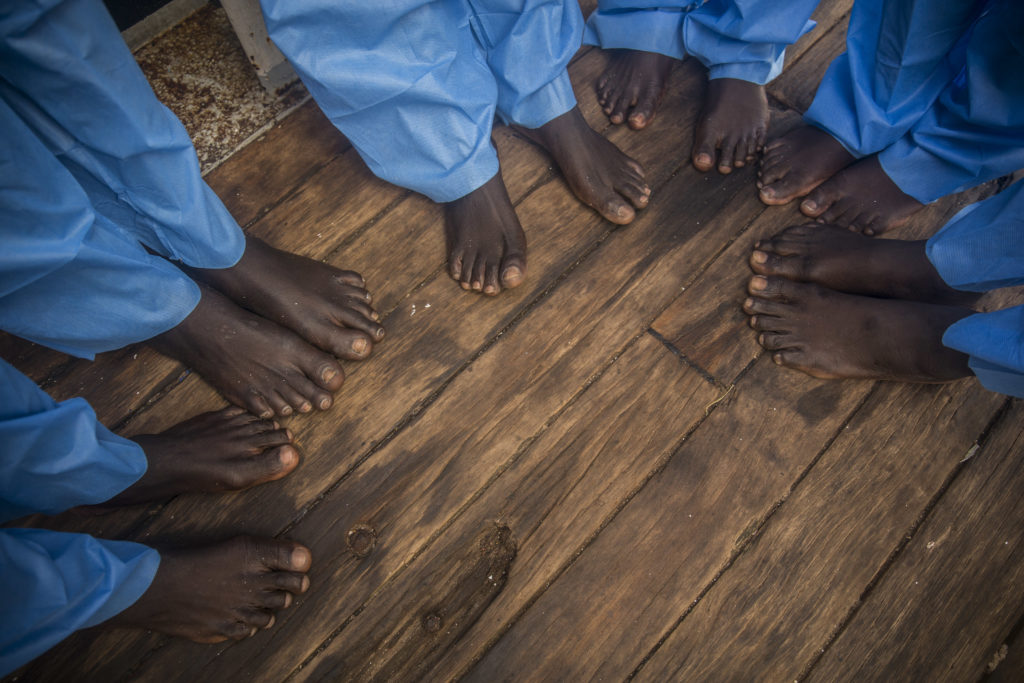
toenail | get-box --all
[801,200,817,212]
[744,298,754,309]
[259,409,274,419]
[346,524,378,558]
[697,153,711,165]
[280,447,298,467]
[371,311,380,321]
[299,402,312,413]
[750,276,767,290]
[292,547,312,570]
[752,251,767,264]
[285,429,293,440]
[322,367,337,383]
[301,575,310,592]
[352,338,368,354]
[319,397,331,410]
[280,405,292,416]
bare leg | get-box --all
[445,171,528,295]
[595,49,675,130]
[517,106,651,224]
[109,536,311,642]
[798,156,925,235]
[692,78,768,175]
[150,285,345,419]
[758,125,855,205]
[749,224,978,305]
[96,407,298,507]
[192,236,385,359]
[743,275,972,382]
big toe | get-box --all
[749,248,800,280]
[800,185,836,217]
[500,257,526,289]
[599,194,636,224]
[748,274,799,301]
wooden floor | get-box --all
[7,1,1024,680]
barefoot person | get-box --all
[584,0,817,173]
[0,359,313,675]
[0,0,385,420]
[743,180,1024,397]
[260,0,651,296]
[758,0,1024,236]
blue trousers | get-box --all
[804,0,1024,203]
[928,181,1024,398]
[583,0,818,85]
[261,0,583,202]
[1,0,244,672]
[0,0,245,359]
[0,358,157,676]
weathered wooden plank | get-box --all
[464,356,870,681]
[784,0,852,67]
[989,617,1024,683]
[767,11,849,112]
[205,99,350,228]
[113,107,767,683]
[806,399,1024,682]
[634,381,1004,681]
[296,335,718,681]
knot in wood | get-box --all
[346,524,377,558]
[423,613,443,633]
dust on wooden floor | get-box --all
[5,0,1024,680]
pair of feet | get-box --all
[85,407,312,642]
[742,224,973,382]
[758,126,924,236]
[151,235,385,419]
[445,106,651,296]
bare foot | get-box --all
[799,156,925,235]
[743,275,972,382]
[518,106,650,224]
[750,224,978,305]
[758,125,854,205]
[96,407,298,507]
[110,536,311,642]
[445,171,528,295]
[192,236,385,360]
[151,285,345,419]
[692,78,768,174]
[595,49,675,130]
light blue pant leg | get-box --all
[0,359,158,676]
[583,0,817,85]
[0,0,244,269]
[803,0,983,157]
[878,0,1024,203]
[468,0,581,128]
[927,182,1024,397]
[261,0,501,202]
[585,1,693,60]
[0,99,201,359]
